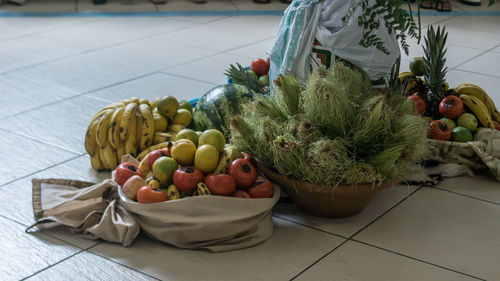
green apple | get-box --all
[452,126,473,143]
[457,113,478,131]
[153,156,178,185]
[247,70,258,80]
[178,100,193,113]
[440,118,456,130]
[410,57,425,76]
[175,128,199,146]
[258,74,269,87]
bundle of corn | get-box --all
[231,63,429,185]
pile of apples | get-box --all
[114,149,274,204]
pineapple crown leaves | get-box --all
[343,0,421,56]
[224,63,263,93]
[423,25,448,93]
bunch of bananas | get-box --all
[85,97,154,170]
[455,83,500,129]
[398,72,429,96]
[85,96,190,171]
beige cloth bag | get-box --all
[30,172,279,252]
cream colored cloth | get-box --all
[31,178,279,252]
[405,129,500,184]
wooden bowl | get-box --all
[259,165,400,218]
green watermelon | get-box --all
[192,84,258,138]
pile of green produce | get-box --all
[231,63,430,185]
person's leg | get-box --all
[420,0,436,9]
[436,0,452,11]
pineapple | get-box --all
[225,63,264,93]
[423,26,449,119]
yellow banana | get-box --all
[119,102,138,142]
[138,104,155,151]
[136,142,173,162]
[153,132,176,145]
[84,117,100,156]
[123,97,140,105]
[124,112,138,157]
[95,109,113,148]
[138,153,151,176]
[459,94,495,129]
[193,183,211,196]
[99,143,118,170]
[107,106,125,149]
[116,145,126,164]
[148,178,161,189]
[90,150,104,171]
[213,147,233,174]
[135,110,142,147]
[398,72,416,83]
[455,83,497,115]
[139,98,150,105]
[166,184,181,200]
[150,97,161,109]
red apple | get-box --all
[147,149,170,171]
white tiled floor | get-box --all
[1,1,500,280]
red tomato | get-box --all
[173,167,205,192]
[266,57,270,68]
[228,158,257,189]
[407,94,426,115]
[250,58,269,76]
[247,180,274,198]
[429,120,452,141]
[241,152,258,169]
[115,162,143,186]
[232,190,251,198]
[147,149,170,171]
[205,174,236,196]
[136,186,168,203]
[439,96,463,119]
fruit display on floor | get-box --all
[401,26,500,143]
[85,95,194,171]
[115,128,274,203]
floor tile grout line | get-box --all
[0,68,168,122]
[0,15,230,76]
[432,186,500,206]
[271,214,349,240]
[0,126,82,155]
[0,48,220,123]
[289,239,350,281]
[289,185,424,280]
[19,249,87,281]
[451,43,500,71]
[350,239,486,281]
[85,248,163,281]
[0,153,85,190]
[0,18,111,43]
[449,67,500,79]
